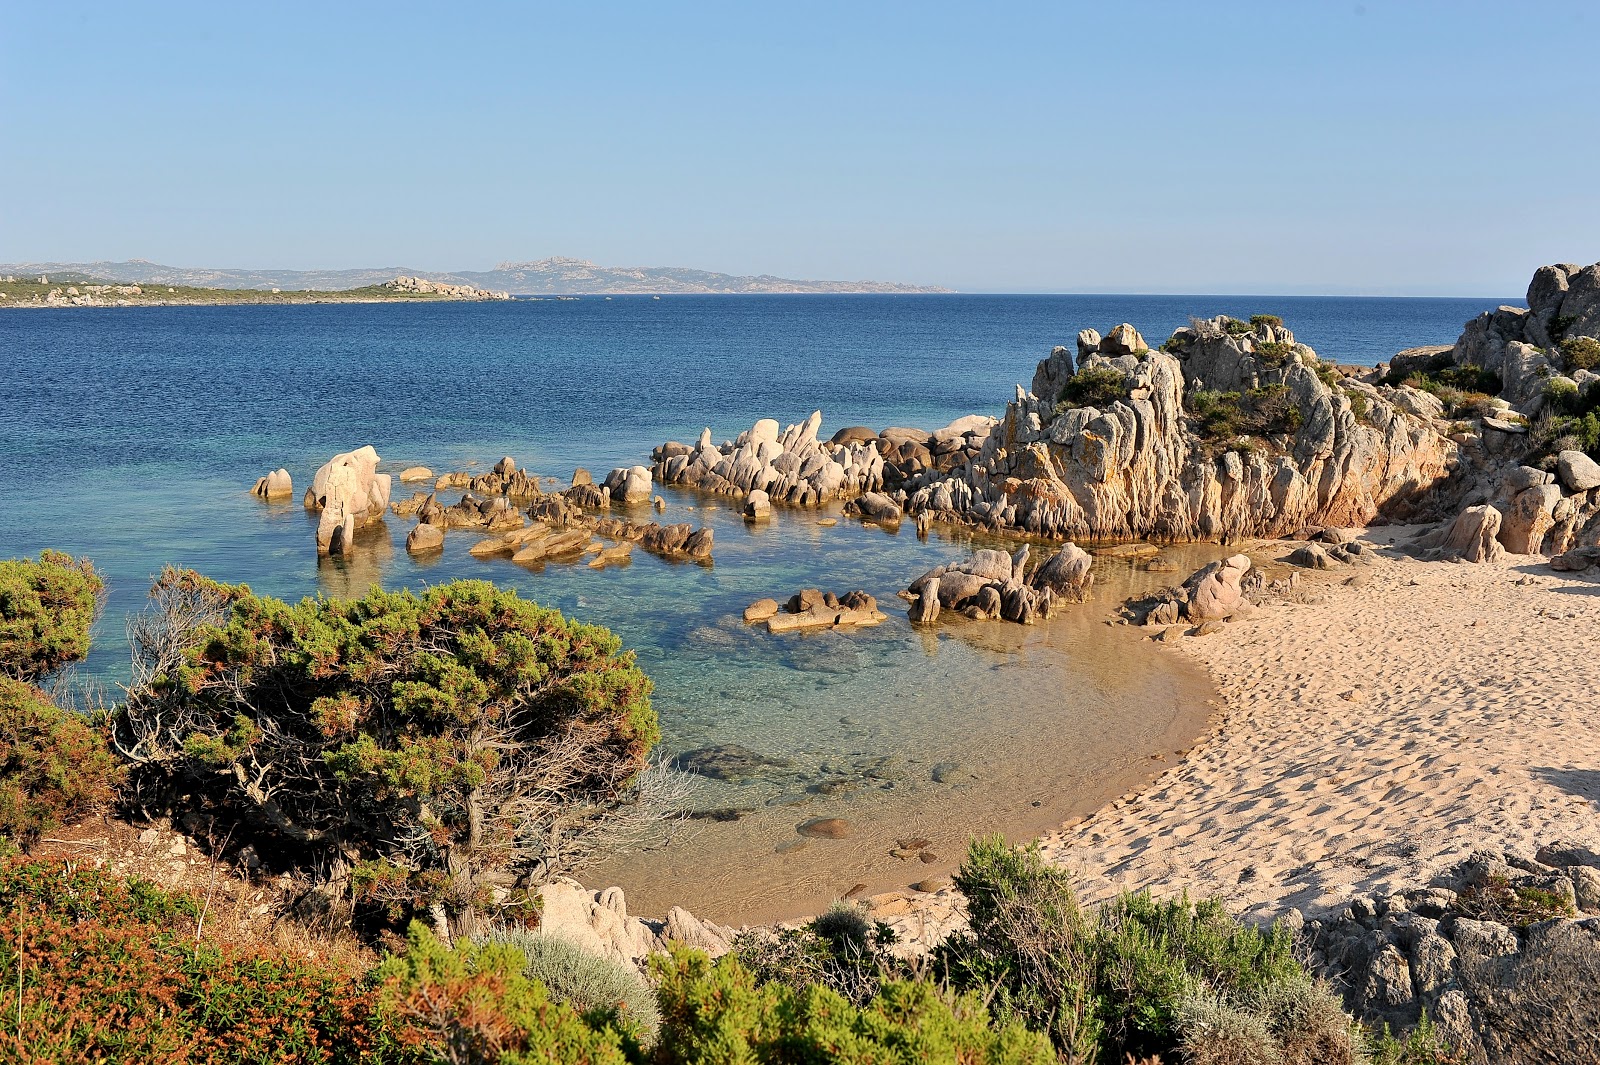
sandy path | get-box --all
[877,536,1600,943]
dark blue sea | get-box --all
[0,293,1506,919]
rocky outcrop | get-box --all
[1415,505,1505,563]
[405,522,444,555]
[754,589,887,633]
[304,446,391,556]
[383,275,511,300]
[652,413,887,507]
[604,466,653,505]
[1307,845,1600,1064]
[903,316,1454,543]
[1184,554,1252,620]
[250,468,293,501]
[1441,262,1600,402]
[535,879,733,966]
[904,543,1089,625]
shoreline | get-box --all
[870,529,1600,946]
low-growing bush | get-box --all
[0,551,103,682]
[1561,336,1600,371]
[1368,1011,1464,1064]
[1161,334,1189,354]
[1186,385,1304,449]
[0,859,399,1063]
[651,945,1054,1065]
[1454,872,1577,928]
[1057,366,1131,410]
[732,900,899,1006]
[936,838,1342,1063]
[1344,387,1371,421]
[1177,992,1278,1065]
[0,676,120,850]
[1255,340,1296,368]
[1222,317,1255,336]
[375,923,631,1065]
[1250,314,1283,329]
[1402,374,1500,419]
[477,928,661,1043]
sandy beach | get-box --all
[877,532,1600,943]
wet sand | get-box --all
[587,545,1225,926]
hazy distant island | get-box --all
[0,255,953,297]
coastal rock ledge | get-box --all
[645,319,1457,545]
[906,317,1453,542]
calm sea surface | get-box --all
[0,293,1506,919]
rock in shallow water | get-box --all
[672,744,793,781]
[797,817,853,839]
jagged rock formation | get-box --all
[304,446,391,556]
[1394,261,1600,560]
[535,879,733,965]
[652,412,888,506]
[903,543,1091,626]
[903,316,1453,542]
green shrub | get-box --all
[1561,335,1600,371]
[651,945,1054,1065]
[1176,992,1279,1065]
[1402,372,1499,419]
[1222,318,1254,336]
[116,571,660,936]
[1161,335,1189,354]
[733,901,899,1007]
[1550,314,1578,342]
[1259,980,1366,1065]
[1368,1011,1464,1065]
[936,838,1326,1063]
[1255,341,1296,369]
[478,929,660,1044]
[375,923,629,1065]
[1544,377,1582,419]
[1057,366,1131,409]
[1343,387,1370,421]
[1186,385,1303,448]
[0,677,120,850]
[0,551,102,682]
[1250,314,1283,329]
[1177,981,1364,1065]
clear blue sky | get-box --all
[2,1,1594,295]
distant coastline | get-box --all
[0,273,511,309]
[0,256,953,297]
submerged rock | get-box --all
[797,817,853,839]
[672,744,794,782]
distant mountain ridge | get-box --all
[0,257,951,295]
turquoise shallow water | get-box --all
[0,294,1503,920]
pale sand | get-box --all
[874,534,1600,944]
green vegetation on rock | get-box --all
[1057,366,1131,410]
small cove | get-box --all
[1,294,1494,921]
